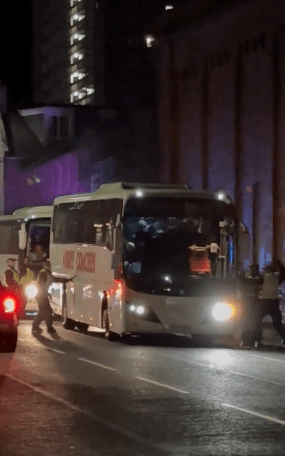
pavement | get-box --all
[1,319,285,456]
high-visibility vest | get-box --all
[189,247,211,274]
[20,268,34,287]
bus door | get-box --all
[109,215,124,334]
[27,219,51,276]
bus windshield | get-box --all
[123,197,235,295]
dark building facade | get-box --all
[156,0,285,269]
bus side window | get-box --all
[100,199,123,251]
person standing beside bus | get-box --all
[32,259,56,334]
[239,264,263,347]
[5,258,20,288]
[257,263,285,346]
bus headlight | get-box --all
[129,304,146,316]
[127,303,161,323]
[212,302,235,322]
[25,283,38,299]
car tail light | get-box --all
[3,297,16,313]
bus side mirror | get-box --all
[116,213,122,228]
[19,224,27,250]
[111,252,115,269]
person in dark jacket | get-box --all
[32,259,56,334]
[240,263,263,347]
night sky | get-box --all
[1,2,33,105]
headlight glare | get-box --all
[212,302,235,322]
[25,283,38,299]
[3,297,16,313]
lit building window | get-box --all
[145,36,155,48]
[165,5,174,10]
[70,71,86,83]
[70,32,85,45]
[70,14,85,26]
[71,52,83,64]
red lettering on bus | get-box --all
[63,250,75,270]
[76,251,95,273]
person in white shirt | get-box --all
[257,262,285,347]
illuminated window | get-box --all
[70,14,85,26]
[145,36,155,48]
[70,72,86,83]
[82,87,95,95]
[165,5,174,10]
[70,52,83,64]
[70,32,85,45]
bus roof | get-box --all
[12,206,53,219]
[53,182,232,205]
[0,206,53,224]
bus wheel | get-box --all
[102,309,118,341]
[76,322,89,333]
[62,302,75,330]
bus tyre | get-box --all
[62,302,75,330]
[76,322,89,333]
[102,308,118,341]
[3,329,18,353]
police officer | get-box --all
[32,259,56,334]
[5,258,20,288]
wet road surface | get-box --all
[1,320,285,456]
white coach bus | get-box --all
[50,182,248,341]
[0,206,52,282]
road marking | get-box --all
[77,357,116,371]
[30,343,65,355]
[47,347,66,355]
[136,376,189,395]
[6,374,164,453]
[228,370,281,386]
[251,354,285,364]
[223,403,285,426]
[165,354,282,386]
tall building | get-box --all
[33,0,70,104]
[33,0,178,107]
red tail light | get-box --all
[3,297,16,313]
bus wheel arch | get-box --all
[62,290,75,330]
[101,298,118,341]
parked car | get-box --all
[0,287,18,353]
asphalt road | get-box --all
[1,320,285,456]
